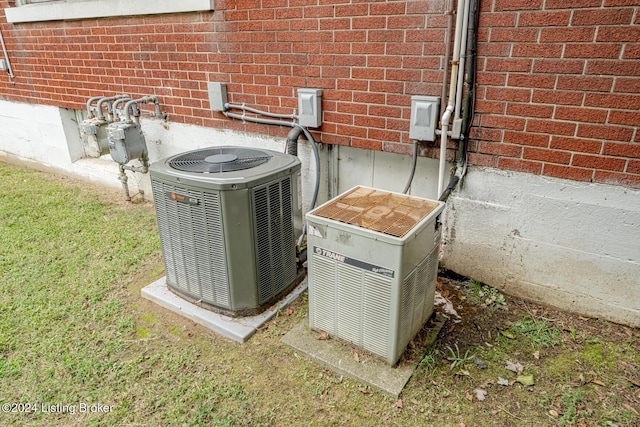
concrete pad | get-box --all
[281,315,445,399]
[141,276,308,343]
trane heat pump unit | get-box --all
[150,146,302,315]
[306,186,445,365]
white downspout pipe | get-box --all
[0,28,15,79]
[438,0,467,198]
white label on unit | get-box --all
[308,225,323,238]
[297,172,302,210]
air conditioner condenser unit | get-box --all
[306,186,445,365]
[150,146,303,316]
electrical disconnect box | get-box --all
[297,88,322,128]
[409,95,440,142]
[208,82,228,112]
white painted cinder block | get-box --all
[441,167,640,327]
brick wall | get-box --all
[0,0,638,187]
[471,0,640,187]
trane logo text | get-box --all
[315,247,345,262]
[312,246,395,278]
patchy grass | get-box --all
[1,162,639,426]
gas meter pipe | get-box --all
[124,96,164,122]
[96,95,130,120]
[0,28,14,79]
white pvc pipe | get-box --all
[454,0,471,121]
[0,28,15,78]
[437,0,467,199]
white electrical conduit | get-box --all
[0,28,15,79]
[438,0,467,199]
[454,0,471,123]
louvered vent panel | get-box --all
[253,177,296,304]
[310,255,337,334]
[151,180,229,307]
[362,273,392,357]
[336,263,363,345]
[399,269,416,351]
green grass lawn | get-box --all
[1,162,638,427]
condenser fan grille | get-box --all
[169,147,272,173]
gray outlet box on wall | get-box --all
[208,82,228,111]
[297,88,322,128]
[409,95,440,142]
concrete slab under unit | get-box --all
[281,319,423,399]
[141,276,308,343]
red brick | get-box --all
[593,171,640,187]
[585,93,640,110]
[550,136,603,154]
[354,115,385,129]
[533,59,585,74]
[623,44,640,59]
[572,154,626,171]
[542,164,594,182]
[478,141,522,157]
[526,119,577,136]
[476,71,507,86]
[546,0,601,7]
[556,76,613,92]
[352,17,387,30]
[485,87,531,102]
[613,77,640,93]
[597,27,640,42]
[628,160,640,174]
[602,142,640,158]
[554,106,608,123]
[533,89,584,106]
[540,27,595,43]
[370,105,402,118]
[481,115,526,131]
[334,3,368,16]
[523,147,571,164]
[497,158,543,174]
[485,58,533,73]
[490,28,538,43]
[352,138,383,151]
[494,0,543,10]
[608,110,640,126]
[366,29,404,43]
[564,43,622,59]
[478,12,517,27]
[502,132,550,149]
[468,152,498,167]
[369,128,401,143]
[475,100,506,114]
[577,123,635,142]
[512,44,563,58]
[507,103,554,119]
[518,11,571,27]
[388,15,425,29]
[477,42,511,57]
[470,127,504,142]
[572,8,634,26]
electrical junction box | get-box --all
[306,186,445,365]
[297,88,322,128]
[107,122,148,164]
[0,59,7,71]
[409,95,440,142]
[208,82,228,111]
